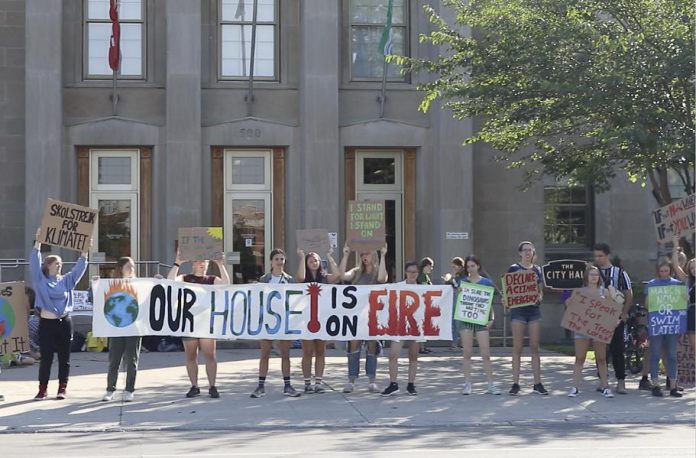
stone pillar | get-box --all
[24,0,62,249]
[298,0,340,234]
[164,1,202,259]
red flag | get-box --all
[108,0,120,72]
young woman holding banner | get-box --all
[458,255,500,395]
[250,249,302,398]
[507,241,548,396]
[295,245,350,393]
[565,265,614,399]
[644,259,686,398]
[31,228,90,400]
[381,261,422,396]
[99,257,142,403]
[168,249,230,399]
[341,245,388,394]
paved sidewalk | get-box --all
[0,348,693,432]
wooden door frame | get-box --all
[345,148,416,263]
[76,146,152,262]
[211,147,286,250]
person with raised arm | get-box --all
[168,248,230,399]
[31,228,90,400]
[341,245,388,394]
[295,245,350,393]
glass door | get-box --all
[224,193,271,283]
[90,193,138,278]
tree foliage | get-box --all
[392,0,695,205]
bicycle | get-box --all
[624,303,649,374]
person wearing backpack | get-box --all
[593,243,633,394]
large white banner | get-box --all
[92,279,453,340]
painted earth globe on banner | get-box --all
[103,291,139,328]
[0,297,15,339]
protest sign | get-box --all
[561,288,621,343]
[39,199,97,252]
[647,284,688,336]
[652,194,695,244]
[454,282,495,325]
[542,259,586,290]
[72,290,93,312]
[502,271,539,308]
[347,201,385,252]
[178,227,224,262]
[92,279,452,340]
[0,282,28,357]
[296,229,331,256]
[677,333,695,388]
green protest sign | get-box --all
[647,285,688,313]
[454,282,495,326]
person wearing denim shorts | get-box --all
[565,265,614,399]
[507,241,547,396]
[168,248,230,399]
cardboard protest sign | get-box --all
[652,194,695,244]
[347,200,385,252]
[0,282,29,357]
[92,279,453,340]
[296,229,331,256]
[677,333,695,388]
[39,199,97,252]
[542,259,586,290]
[647,284,688,336]
[561,288,621,343]
[178,227,224,262]
[502,271,539,308]
[454,282,495,326]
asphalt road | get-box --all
[1,424,694,457]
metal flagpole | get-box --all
[246,0,258,116]
[110,0,120,116]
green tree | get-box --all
[393,0,694,206]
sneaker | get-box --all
[381,382,400,397]
[250,385,265,398]
[462,382,472,395]
[342,382,354,394]
[651,386,664,397]
[304,384,315,394]
[639,378,652,391]
[509,383,520,396]
[313,384,325,394]
[533,383,549,395]
[670,389,683,398]
[186,386,201,398]
[283,385,301,397]
[486,383,501,395]
[34,384,48,401]
[57,383,67,400]
[568,387,579,398]
[102,391,115,402]
[368,383,380,393]
[616,380,627,395]
[123,391,134,402]
[602,388,614,398]
[406,383,417,396]
[208,386,220,399]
